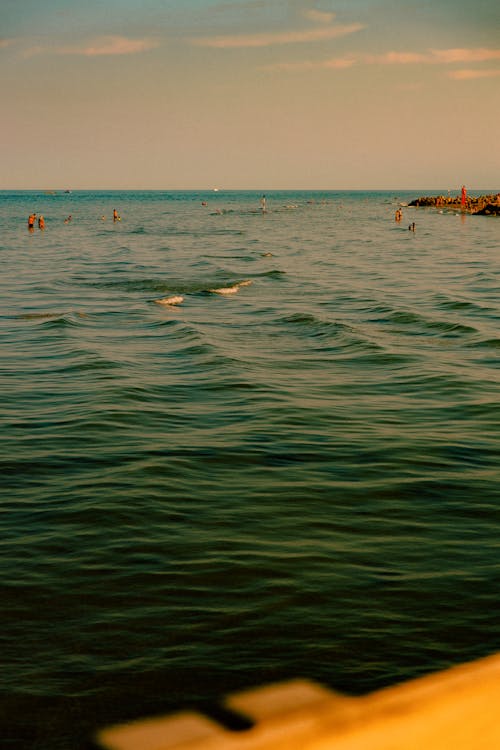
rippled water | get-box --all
[1,190,499,748]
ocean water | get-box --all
[1,190,499,748]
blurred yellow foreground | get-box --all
[96,652,500,750]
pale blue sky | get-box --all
[2,0,499,189]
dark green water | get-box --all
[1,190,499,748]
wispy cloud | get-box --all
[365,51,428,65]
[264,57,355,72]
[268,46,500,75]
[60,35,159,56]
[431,48,500,63]
[366,48,500,65]
[189,23,364,49]
[0,38,16,49]
[448,68,500,79]
[24,35,159,58]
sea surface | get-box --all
[1,190,499,748]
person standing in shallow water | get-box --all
[28,213,35,231]
[38,215,45,230]
[113,209,120,222]
[260,195,267,213]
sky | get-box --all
[2,0,499,190]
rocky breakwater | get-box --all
[409,193,500,215]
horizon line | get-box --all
[1,187,498,193]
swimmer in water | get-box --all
[38,215,45,230]
[28,213,36,231]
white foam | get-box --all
[154,295,184,306]
[209,280,252,295]
[209,285,240,295]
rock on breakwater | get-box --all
[409,192,500,214]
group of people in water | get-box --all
[27,209,121,230]
[28,202,418,233]
[28,213,72,230]
[27,213,44,231]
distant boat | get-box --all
[64,189,72,193]
[213,188,219,192]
